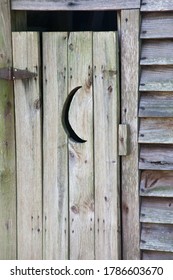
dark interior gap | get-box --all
[27,11,117,31]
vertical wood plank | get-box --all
[0,0,16,260]
[68,32,94,259]
[93,32,120,259]
[121,10,140,259]
[11,11,27,31]
[93,32,120,260]
[43,32,68,259]
[12,32,42,259]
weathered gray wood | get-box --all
[140,170,173,197]
[139,145,173,170]
[140,197,173,224]
[141,12,173,39]
[119,124,129,156]
[11,0,140,10]
[142,250,173,260]
[43,33,68,259]
[140,66,173,91]
[140,40,173,65]
[13,32,42,259]
[0,0,16,260]
[141,223,173,252]
[141,0,173,12]
[93,32,120,259]
[139,93,173,117]
[139,118,173,144]
[68,32,94,260]
[121,10,140,260]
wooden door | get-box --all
[12,31,120,259]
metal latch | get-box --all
[0,67,37,80]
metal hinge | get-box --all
[0,67,37,80]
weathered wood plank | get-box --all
[140,223,173,252]
[0,0,16,260]
[141,0,173,12]
[139,145,173,170]
[43,33,68,259]
[140,40,173,65]
[141,12,173,39]
[93,32,120,259]
[140,197,173,224]
[139,93,173,117]
[139,118,173,144]
[140,170,173,197]
[119,124,129,156]
[142,250,173,260]
[68,32,94,259]
[140,66,173,91]
[13,32,42,259]
[121,10,140,260]
[11,0,140,11]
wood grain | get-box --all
[139,145,173,170]
[140,197,173,224]
[141,12,173,39]
[140,223,173,252]
[140,66,173,91]
[139,92,173,117]
[13,32,42,259]
[139,118,173,144]
[141,0,173,12]
[68,32,94,260]
[140,170,173,197]
[93,32,120,259]
[0,0,16,260]
[119,124,129,156]
[43,33,68,259]
[140,40,173,65]
[121,10,140,260]
[11,0,140,10]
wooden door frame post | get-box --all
[0,0,16,259]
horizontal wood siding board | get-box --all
[140,197,173,224]
[139,118,173,144]
[11,0,140,10]
[140,40,173,65]
[139,145,173,170]
[140,66,173,91]
[141,12,173,39]
[142,250,173,260]
[140,223,173,252]
[139,92,173,118]
[140,170,173,197]
[141,0,173,12]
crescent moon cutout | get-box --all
[62,86,87,143]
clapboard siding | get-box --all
[139,93,173,117]
[139,66,173,91]
[140,40,173,65]
[139,118,173,144]
[141,12,173,39]
[140,170,173,197]
[140,223,173,252]
[142,250,173,260]
[139,8,173,260]
[140,197,173,224]
[139,145,173,170]
[141,0,173,12]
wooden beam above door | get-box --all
[11,0,141,11]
